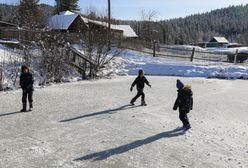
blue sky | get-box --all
[2,0,248,20]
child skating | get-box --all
[173,79,193,130]
[20,65,34,112]
[130,69,151,106]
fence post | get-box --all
[153,40,156,57]
[0,66,3,91]
[190,47,195,62]
[234,49,238,64]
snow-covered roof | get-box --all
[59,11,75,15]
[86,19,138,38]
[48,10,79,30]
[211,37,229,43]
[112,25,138,38]
[80,16,89,24]
[48,11,137,38]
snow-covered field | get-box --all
[1,44,248,91]
[111,50,248,79]
[0,76,248,168]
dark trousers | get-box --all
[131,88,145,103]
[179,112,190,127]
[22,90,33,109]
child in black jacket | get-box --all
[20,65,34,112]
[173,79,193,130]
[130,69,151,106]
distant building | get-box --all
[48,11,138,38]
[197,37,230,48]
[48,11,88,32]
[207,37,229,48]
[86,18,138,38]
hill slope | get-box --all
[122,4,248,45]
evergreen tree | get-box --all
[123,4,248,45]
[55,0,80,13]
[18,0,41,28]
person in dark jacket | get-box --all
[20,65,34,112]
[173,79,193,130]
[130,69,151,106]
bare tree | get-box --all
[140,10,158,42]
[76,26,122,78]
[37,32,71,84]
[0,47,24,90]
[70,8,123,78]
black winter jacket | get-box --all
[173,88,193,113]
[131,76,150,89]
[20,73,34,91]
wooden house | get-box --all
[48,11,138,39]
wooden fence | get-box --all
[1,29,247,64]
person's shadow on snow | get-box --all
[74,127,186,161]
[0,111,28,117]
[60,104,139,122]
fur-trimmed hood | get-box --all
[183,84,192,91]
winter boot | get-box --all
[130,101,135,106]
[29,103,33,111]
[20,103,27,112]
[141,101,147,106]
[184,124,191,131]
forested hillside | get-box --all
[122,4,248,45]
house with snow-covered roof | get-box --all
[48,11,88,32]
[48,11,138,38]
[85,18,138,38]
[209,37,229,43]
[207,37,229,47]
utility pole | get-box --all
[108,0,111,50]
[108,0,111,33]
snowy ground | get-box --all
[0,76,248,168]
[111,50,248,79]
[1,44,248,91]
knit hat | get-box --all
[138,69,144,76]
[176,79,184,89]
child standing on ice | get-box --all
[173,79,193,130]
[20,65,34,112]
[130,69,151,106]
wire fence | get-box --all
[118,40,245,64]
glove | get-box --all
[149,84,151,88]
[130,87,133,92]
